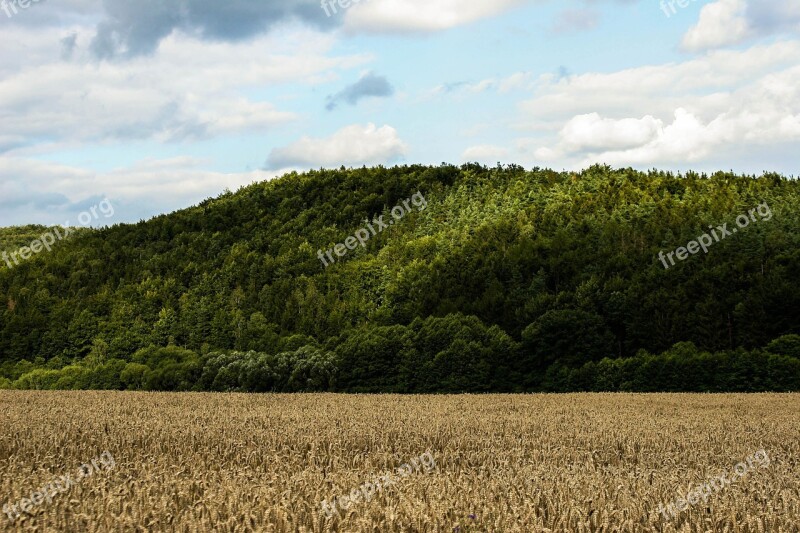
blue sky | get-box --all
[0,0,798,226]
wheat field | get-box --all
[0,392,798,532]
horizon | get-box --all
[1,162,797,229]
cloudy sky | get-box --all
[0,0,798,226]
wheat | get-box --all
[0,392,797,532]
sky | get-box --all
[0,0,798,226]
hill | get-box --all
[0,225,54,254]
[1,164,799,392]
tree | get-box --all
[84,338,109,368]
[766,335,800,359]
[521,309,615,380]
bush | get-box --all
[286,346,337,392]
[13,369,61,390]
[120,363,150,390]
[766,335,800,359]
[54,365,91,390]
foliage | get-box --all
[1,164,799,391]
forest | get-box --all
[1,164,799,392]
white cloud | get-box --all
[266,123,408,168]
[0,22,372,225]
[0,155,290,226]
[343,0,527,34]
[559,113,662,152]
[572,108,723,166]
[680,0,800,52]
[517,41,800,169]
[681,0,752,52]
[0,27,370,148]
[520,41,800,124]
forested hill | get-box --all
[0,226,55,252]
[2,164,800,392]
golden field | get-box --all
[0,392,798,532]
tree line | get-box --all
[1,164,799,391]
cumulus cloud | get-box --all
[326,72,394,110]
[0,0,547,59]
[559,113,662,152]
[88,0,337,59]
[681,0,752,52]
[1,0,650,57]
[0,20,376,225]
[682,0,800,52]
[522,41,800,168]
[534,109,714,164]
[520,41,800,122]
[343,0,528,34]
[265,123,408,169]
[0,29,369,148]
